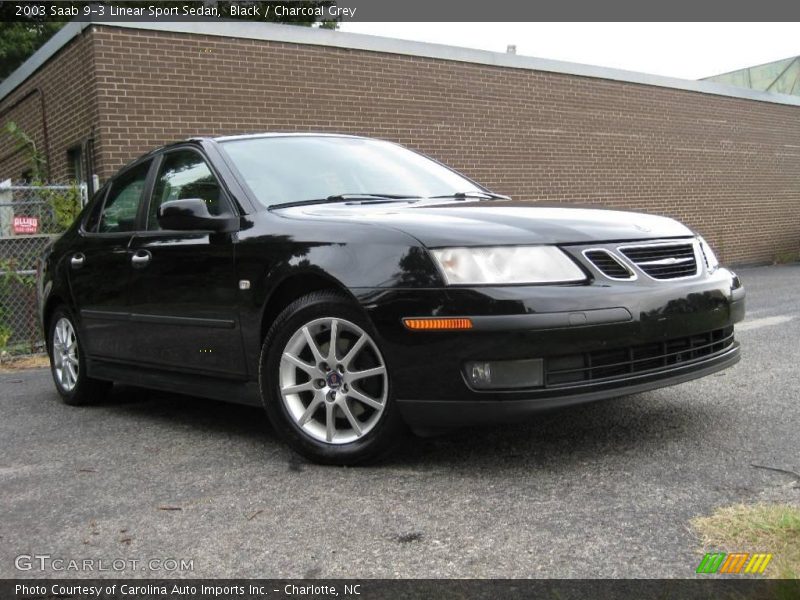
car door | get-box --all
[127,147,247,378]
[68,159,153,361]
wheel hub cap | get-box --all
[279,317,388,445]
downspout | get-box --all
[81,131,97,196]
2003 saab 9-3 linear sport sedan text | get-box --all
[38,134,745,464]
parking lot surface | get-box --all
[1,265,799,578]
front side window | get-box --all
[149,150,225,230]
[97,160,151,233]
[219,136,483,208]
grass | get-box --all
[692,503,800,579]
[0,352,49,371]
[773,249,800,264]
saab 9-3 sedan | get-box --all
[39,134,744,463]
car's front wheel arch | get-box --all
[258,271,357,346]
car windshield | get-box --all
[219,136,484,207]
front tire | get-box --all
[260,291,404,465]
[48,307,111,406]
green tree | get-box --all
[0,22,68,81]
[0,2,338,83]
[3,120,82,229]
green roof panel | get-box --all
[704,56,800,97]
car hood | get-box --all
[274,200,694,247]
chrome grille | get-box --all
[583,249,634,280]
[619,241,698,280]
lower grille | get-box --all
[619,241,698,280]
[545,327,734,387]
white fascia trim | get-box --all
[3,19,800,109]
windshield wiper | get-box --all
[271,193,421,209]
[326,193,421,202]
[429,191,511,200]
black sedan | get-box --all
[38,134,744,464]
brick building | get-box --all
[1,20,799,265]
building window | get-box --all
[67,146,84,184]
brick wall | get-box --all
[0,29,99,183]
[3,24,800,265]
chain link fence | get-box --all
[0,181,87,356]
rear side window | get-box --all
[148,150,225,230]
[97,161,151,233]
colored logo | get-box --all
[696,552,772,574]
[326,372,342,389]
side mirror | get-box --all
[158,198,238,233]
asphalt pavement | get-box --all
[1,265,799,579]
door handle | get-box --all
[70,253,85,269]
[131,250,152,269]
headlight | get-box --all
[698,236,719,273]
[431,246,586,285]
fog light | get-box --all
[465,358,544,390]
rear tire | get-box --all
[260,291,404,465]
[48,307,112,406]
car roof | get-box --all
[209,132,369,143]
[147,133,375,155]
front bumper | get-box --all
[397,342,739,426]
[357,267,744,427]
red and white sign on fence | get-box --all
[12,216,39,234]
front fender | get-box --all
[234,212,442,378]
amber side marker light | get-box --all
[403,317,473,331]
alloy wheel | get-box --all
[279,317,388,444]
[53,317,79,392]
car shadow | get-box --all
[95,384,715,472]
[103,384,273,442]
[384,392,714,470]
